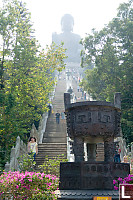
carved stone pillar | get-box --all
[104,137,114,162]
[87,143,97,161]
[73,137,84,162]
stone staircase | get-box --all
[35,68,104,167]
[35,71,67,167]
[72,77,83,102]
[36,143,67,166]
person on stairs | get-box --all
[55,111,60,124]
[28,136,38,161]
[48,103,52,116]
[61,111,65,123]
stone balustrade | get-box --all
[5,136,27,172]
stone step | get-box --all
[38,148,66,151]
[52,105,64,107]
[44,129,66,134]
[42,134,66,138]
[52,107,65,110]
[43,132,66,138]
[35,143,67,166]
[36,73,67,167]
[52,104,64,106]
[37,153,67,157]
[45,122,66,126]
[44,129,66,133]
[36,159,66,166]
[53,96,64,99]
[38,153,66,156]
[46,116,66,120]
[45,124,66,128]
[38,150,67,154]
[37,144,66,149]
[38,152,66,156]
[43,138,67,143]
[38,151,66,155]
[37,153,66,157]
[38,145,67,150]
[96,149,104,152]
[46,122,66,126]
[52,99,64,102]
[38,143,67,147]
[53,92,64,94]
[96,143,104,161]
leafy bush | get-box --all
[17,153,36,172]
[0,171,58,199]
[39,154,68,177]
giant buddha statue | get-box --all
[52,14,82,63]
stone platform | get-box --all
[56,190,119,200]
[59,162,130,190]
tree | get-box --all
[0,0,66,169]
[80,0,133,145]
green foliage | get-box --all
[17,153,36,172]
[80,0,133,145]
[0,0,66,169]
[39,154,68,177]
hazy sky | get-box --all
[0,0,129,48]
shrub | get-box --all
[38,154,68,178]
[17,153,36,172]
[113,174,133,190]
[0,171,58,199]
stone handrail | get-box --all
[5,136,27,172]
[5,111,49,171]
[115,136,133,172]
[4,110,48,172]
[115,136,133,162]
[30,112,48,144]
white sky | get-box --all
[0,0,129,48]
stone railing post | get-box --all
[38,112,48,144]
[10,146,15,171]
[5,136,27,172]
[14,136,21,170]
[5,162,10,172]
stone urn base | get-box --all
[59,162,130,190]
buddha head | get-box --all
[61,14,74,32]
